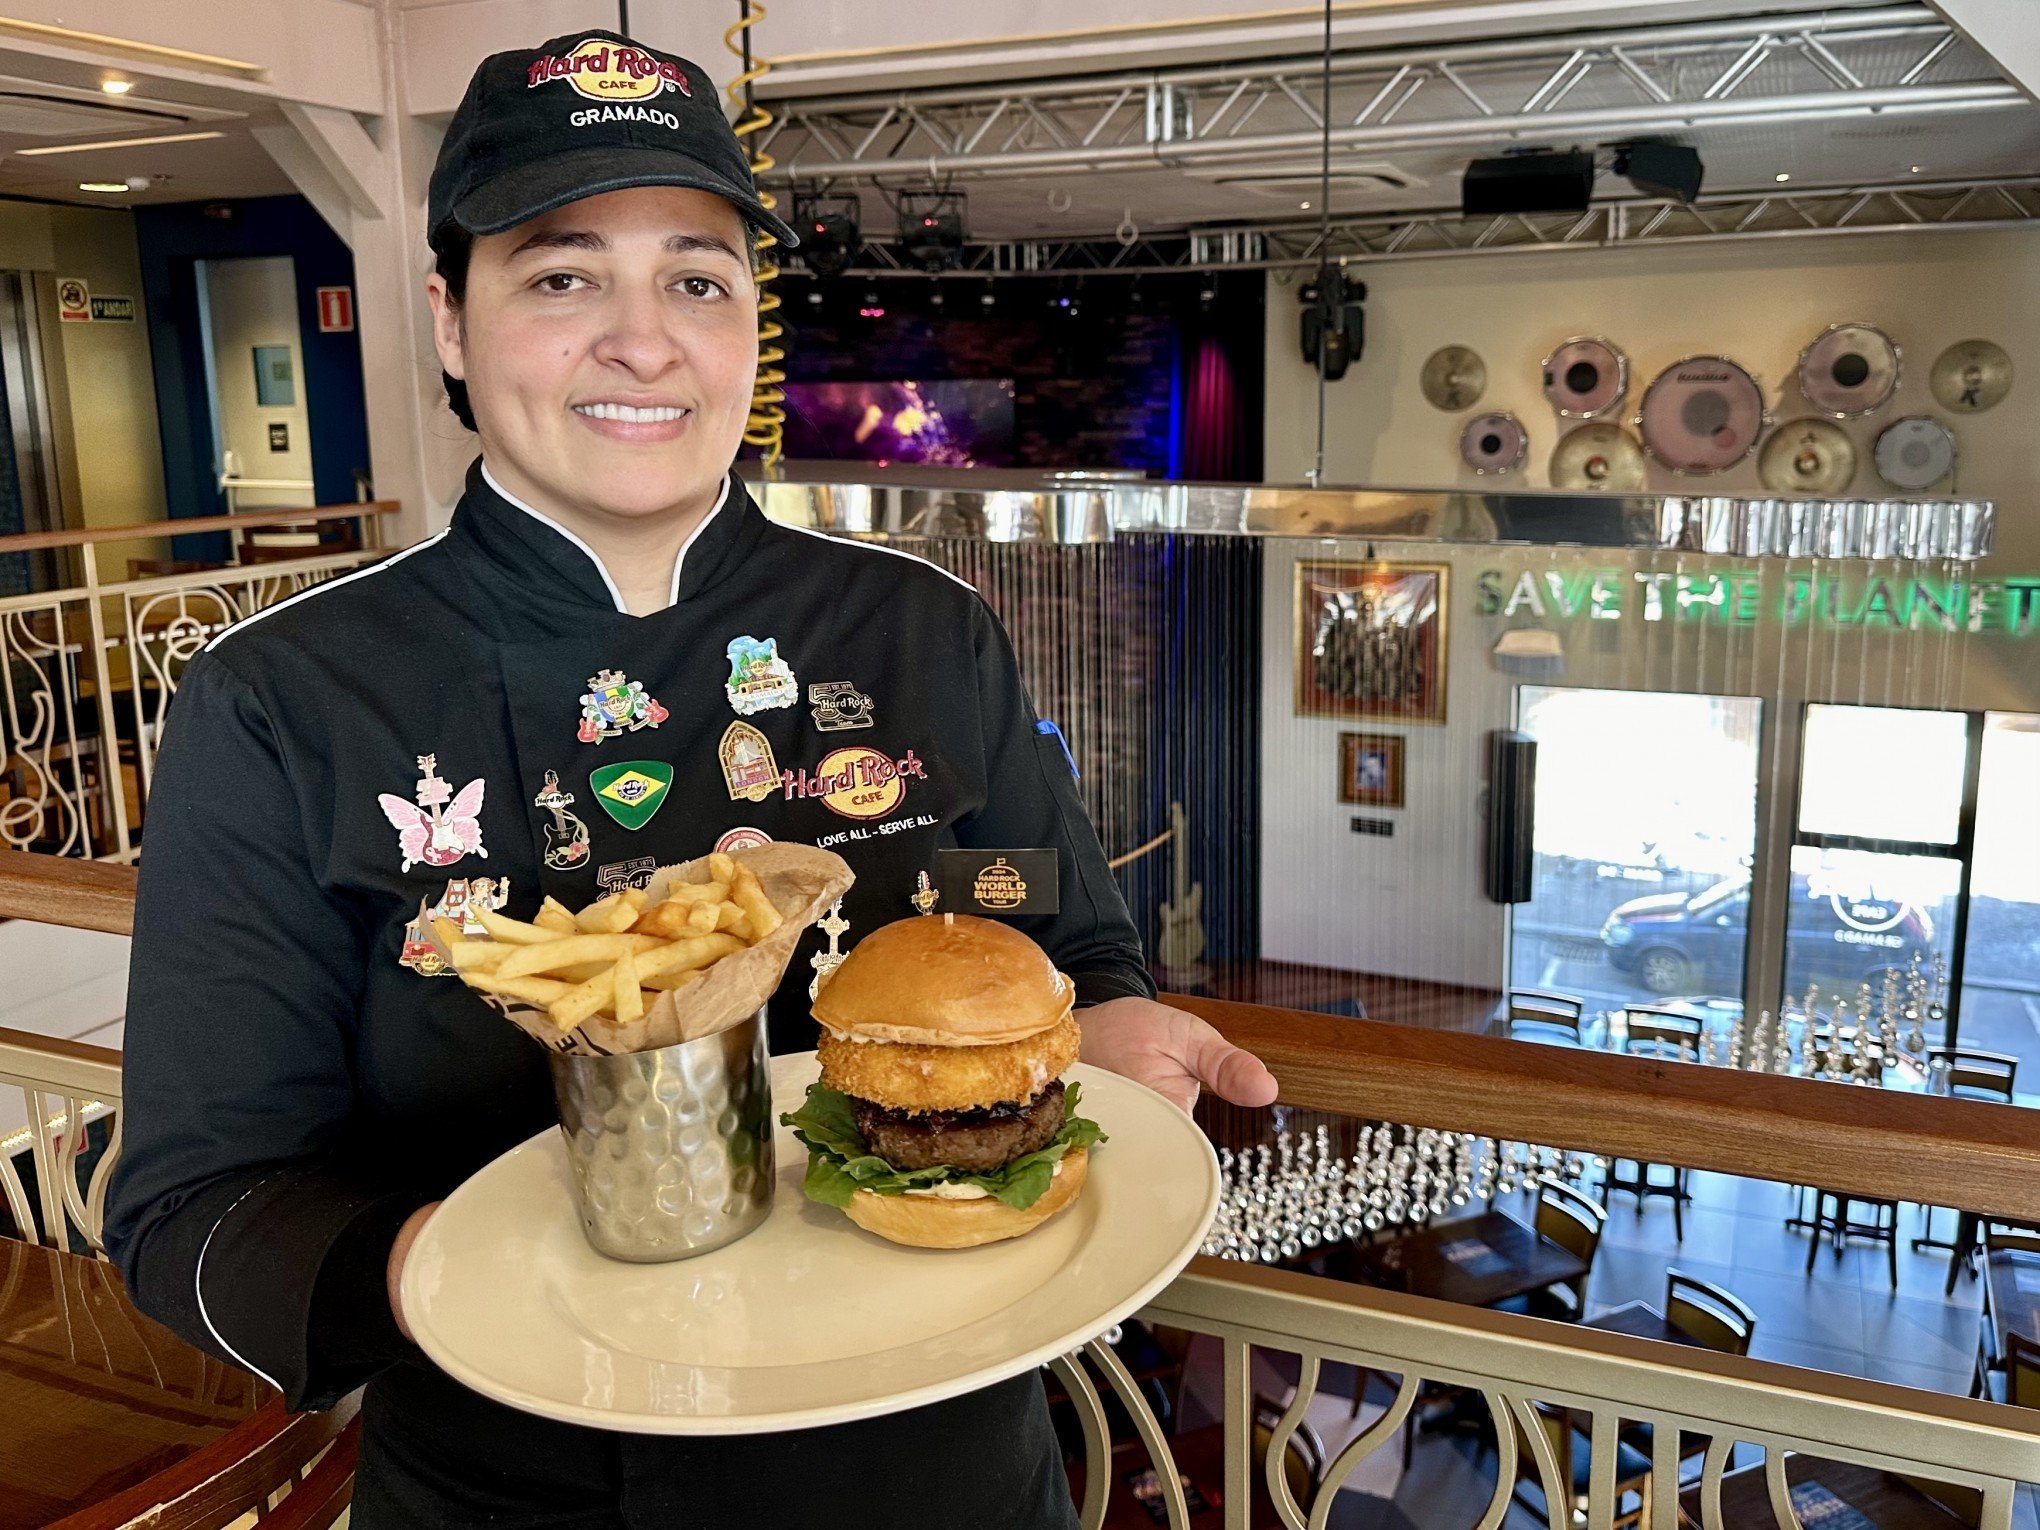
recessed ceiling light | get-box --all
[1910,164,1924,174]
[78,181,129,193]
[21,129,224,156]
[1299,200,1312,210]
[100,77,134,95]
[1775,172,1791,183]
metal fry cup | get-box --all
[545,1007,774,1263]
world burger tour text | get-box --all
[782,751,928,801]
[1476,567,2040,635]
[526,46,692,93]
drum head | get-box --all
[1550,423,1647,491]
[1541,337,1628,418]
[1798,322,1899,417]
[1929,339,2012,414]
[1460,411,1527,475]
[1421,345,1487,411]
[1637,357,1767,474]
[1872,415,1956,490]
[1758,418,1857,495]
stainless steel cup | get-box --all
[546,1008,774,1262]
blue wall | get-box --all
[131,195,369,561]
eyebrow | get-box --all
[504,228,746,264]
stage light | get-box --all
[899,190,966,272]
[1299,264,1365,381]
[1613,140,1703,203]
[794,193,861,277]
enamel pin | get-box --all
[433,875,511,935]
[808,680,874,732]
[578,668,669,744]
[398,904,452,977]
[533,770,591,871]
[911,870,939,916]
[597,856,658,893]
[725,635,798,715]
[808,899,851,1002]
[715,825,772,855]
[378,754,486,873]
[588,761,674,831]
[720,720,780,803]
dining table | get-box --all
[1347,1207,1590,1310]
[1678,1452,1979,1529]
[0,1233,275,1528]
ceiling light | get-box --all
[1299,200,1311,210]
[1775,172,1791,183]
[20,129,224,156]
[78,181,129,193]
[100,77,134,95]
[1910,164,1924,174]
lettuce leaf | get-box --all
[780,1081,1106,1211]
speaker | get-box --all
[1461,151,1595,217]
[1617,140,1703,203]
[1299,267,1366,380]
[1485,730,1537,904]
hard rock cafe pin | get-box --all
[808,899,851,1002]
[910,870,939,916]
[597,856,658,893]
[725,635,798,716]
[398,903,452,977]
[808,680,875,733]
[715,826,773,856]
[720,719,780,803]
[378,754,486,874]
[433,875,512,935]
[533,770,592,871]
[578,669,669,745]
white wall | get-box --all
[201,256,317,511]
[1257,227,2040,989]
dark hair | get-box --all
[432,219,766,434]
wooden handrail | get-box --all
[1170,993,2040,1225]
[1,852,2033,1221]
[0,849,136,935]
[0,501,399,556]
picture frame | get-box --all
[1339,732,1406,808]
[1294,560,1449,723]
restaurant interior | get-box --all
[0,1,2037,1527]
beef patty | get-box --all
[855,1079,1067,1173]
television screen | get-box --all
[781,378,1016,467]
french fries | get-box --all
[431,857,786,1031]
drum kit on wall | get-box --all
[1422,328,2011,495]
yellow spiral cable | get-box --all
[725,4,787,472]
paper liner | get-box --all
[429,844,854,1057]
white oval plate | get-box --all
[402,1052,1218,1434]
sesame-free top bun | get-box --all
[813,914,1072,1046]
[842,1146,1089,1249]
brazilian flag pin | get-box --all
[588,760,674,831]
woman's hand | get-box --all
[1077,997,1278,1114]
[387,1200,442,1342]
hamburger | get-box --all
[780,913,1104,1249]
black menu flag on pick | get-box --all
[937,848,1059,918]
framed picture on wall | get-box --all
[1294,560,1449,723]
[1339,732,1406,808]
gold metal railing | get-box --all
[3,852,2036,1528]
[0,502,397,861]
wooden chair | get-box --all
[1805,1189,1900,1289]
[2007,1332,2040,1411]
[1498,989,1588,1043]
[1512,1400,1652,1529]
[1665,1269,1757,1356]
[1621,1006,1705,1058]
[1971,1225,2040,1400]
[1527,1176,1608,1320]
[1927,1046,2017,1103]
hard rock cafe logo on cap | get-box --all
[526,39,693,102]
[783,745,927,821]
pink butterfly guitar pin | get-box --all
[378,754,488,873]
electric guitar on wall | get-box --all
[1156,799,1206,972]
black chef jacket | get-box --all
[103,458,1154,1529]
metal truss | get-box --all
[756,4,2020,188]
[821,178,2040,278]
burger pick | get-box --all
[780,913,1104,1249]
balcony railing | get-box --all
[0,503,396,861]
[2,847,2036,1528]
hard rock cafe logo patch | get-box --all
[783,745,927,821]
[527,39,693,102]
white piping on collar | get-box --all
[776,517,978,593]
[480,462,735,616]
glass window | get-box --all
[1782,845,1959,1043]
[1510,687,1761,1011]
[1798,705,1967,845]
[1956,714,2040,1098]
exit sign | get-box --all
[316,285,354,332]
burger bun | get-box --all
[841,1146,1089,1249]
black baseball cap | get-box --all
[428,29,799,255]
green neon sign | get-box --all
[1475,569,2040,636]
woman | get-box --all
[105,29,1276,1529]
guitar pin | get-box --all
[533,770,591,871]
[378,755,486,874]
